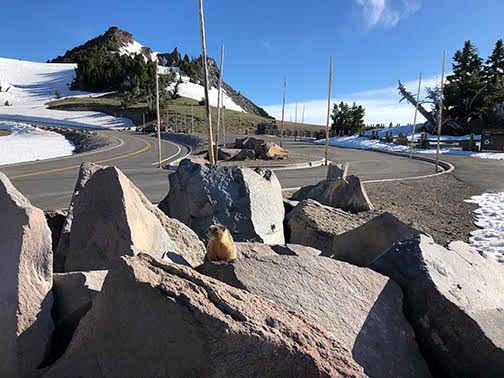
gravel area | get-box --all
[364,174,479,247]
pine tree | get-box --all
[483,39,504,127]
[444,40,486,123]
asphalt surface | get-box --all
[1,130,188,210]
[2,131,502,211]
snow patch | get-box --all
[314,131,503,160]
[465,192,504,264]
[0,57,132,129]
[0,121,74,165]
[167,75,245,112]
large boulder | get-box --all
[159,159,285,244]
[234,242,327,258]
[64,166,203,271]
[0,172,54,377]
[54,162,101,272]
[217,147,241,161]
[293,176,374,212]
[285,199,377,252]
[331,212,418,266]
[44,254,365,377]
[327,161,350,180]
[257,142,289,159]
[369,234,504,378]
[198,246,431,378]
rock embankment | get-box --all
[35,125,115,153]
[0,156,503,377]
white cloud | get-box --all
[356,0,421,28]
[261,74,444,126]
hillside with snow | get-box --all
[0,57,132,128]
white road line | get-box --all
[151,139,183,166]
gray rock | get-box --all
[234,148,256,161]
[217,147,241,161]
[52,271,108,325]
[332,212,418,266]
[257,142,289,159]
[45,209,67,253]
[198,248,431,378]
[234,242,328,258]
[306,176,374,212]
[327,161,350,180]
[64,166,180,271]
[286,199,378,253]
[0,172,54,377]
[54,162,101,272]
[369,234,504,378]
[159,159,285,244]
[44,254,365,377]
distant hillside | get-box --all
[49,26,272,118]
[50,27,145,63]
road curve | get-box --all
[0,130,188,210]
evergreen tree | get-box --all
[483,39,504,127]
[331,101,365,134]
[444,40,486,123]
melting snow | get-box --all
[465,192,504,264]
[0,121,74,165]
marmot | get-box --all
[206,224,237,262]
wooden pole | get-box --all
[301,104,305,138]
[155,70,162,168]
[215,45,225,162]
[222,106,226,145]
[435,51,446,172]
[191,104,194,133]
[294,101,297,140]
[198,0,215,164]
[324,56,333,166]
[280,77,286,147]
[409,71,422,159]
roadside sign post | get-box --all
[156,70,162,168]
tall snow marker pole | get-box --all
[435,51,446,172]
[299,104,305,140]
[191,104,194,133]
[156,69,162,168]
[222,105,226,145]
[280,77,286,147]
[198,0,215,164]
[215,44,225,162]
[409,71,422,159]
[325,56,333,166]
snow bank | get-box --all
[314,134,503,160]
[466,192,504,264]
[0,121,74,165]
[0,57,132,129]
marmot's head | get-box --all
[207,224,228,239]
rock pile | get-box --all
[1,159,502,377]
[215,137,289,161]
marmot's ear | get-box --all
[220,226,226,231]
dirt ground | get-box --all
[364,174,479,247]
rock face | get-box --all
[159,159,285,244]
[369,234,504,378]
[52,271,108,326]
[64,166,180,271]
[0,172,54,377]
[258,142,289,159]
[198,247,431,378]
[44,209,67,253]
[234,242,327,258]
[286,199,377,252]
[293,176,374,212]
[55,162,101,272]
[327,161,349,180]
[331,212,418,266]
[48,271,108,366]
[45,254,365,377]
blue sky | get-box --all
[1,0,503,124]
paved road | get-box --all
[0,130,188,210]
[2,130,501,211]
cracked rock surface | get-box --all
[44,254,364,377]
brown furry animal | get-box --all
[206,224,237,261]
